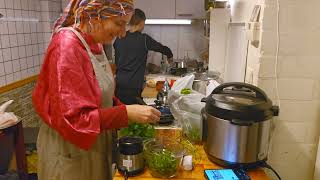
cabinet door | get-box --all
[135,0,176,19]
[176,0,205,19]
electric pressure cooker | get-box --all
[201,82,279,167]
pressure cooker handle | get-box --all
[211,82,268,101]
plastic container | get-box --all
[0,126,15,174]
[144,139,185,179]
[182,155,193,171]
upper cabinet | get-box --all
[176,0,205,19]
[134,0,205,19]
[135,0,176,19]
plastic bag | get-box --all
[0,100,20,130]
[206,80,221,96]
[169,90,205,143]
[171,74,194,92]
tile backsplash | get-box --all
[0,0,61,86]
[143,21,207,66]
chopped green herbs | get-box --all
[119,123,155,138]
[146,149,178,177]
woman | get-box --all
[113,9,173,104]
[32,0,160,179]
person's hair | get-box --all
[129,9,146,26]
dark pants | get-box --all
[115,88,142,105]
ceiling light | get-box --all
[145,19,192,25]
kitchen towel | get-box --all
[0,100,20,130]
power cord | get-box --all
[266,1,282,179]
[275,0,281,108]
[261,161,282,180]
[235,161,282,180]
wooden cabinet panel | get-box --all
[135,0,176,19]
[176,0,206,19]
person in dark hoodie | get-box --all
[114,8,173,104]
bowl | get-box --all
[144,139,185,178]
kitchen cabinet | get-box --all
[135,0,176,19]
[134,0,205,19]
[176,0,206,19]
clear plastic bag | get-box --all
[170,74,194,92]
[169,90,205,143]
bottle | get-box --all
[162,78,170,105]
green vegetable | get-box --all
[119,123,155,138]
[185,127,201,143]
[181,139,202,164]
[147,149,178,177]
[181,88,192,95]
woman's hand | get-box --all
[126,105,161,124]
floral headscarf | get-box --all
[54,0,134,31]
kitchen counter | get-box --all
[114,145,269,180]
[114,86,269,180]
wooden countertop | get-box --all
[114,86,269,180]
[142,86,159,98]
[114,145,269,180]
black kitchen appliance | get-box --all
[153,100,174,125]
[117,136,144,178]
[136,97,175,125]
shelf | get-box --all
[229,22,246,27]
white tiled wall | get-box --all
[61,0,68,11]
[143,21,207,66]
[246,0,320,179]
[0,0,61,86]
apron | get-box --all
[37,27,115,180]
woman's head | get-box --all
[54,0,134,43]
[129,9,146,32]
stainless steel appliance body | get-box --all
[201,82,279,167]
[173,61,187,69]
[118,153,144,173]
[186,71,221,95]
[202,111,271,164]
[193,79,209,95]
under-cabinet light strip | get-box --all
[145,19,192,25]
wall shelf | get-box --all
[229,22,246,27]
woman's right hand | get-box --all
[126,105,161,124]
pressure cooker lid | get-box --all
[204,82,279,122]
